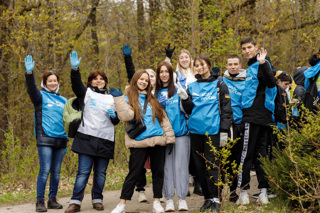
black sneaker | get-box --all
[253,191,277,199]
[47,198,63,209]
[36,200,47,212]
[211,202,220,213]
[229,192,239,203]
[200,200,213,212]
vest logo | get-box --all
[227,85,242,96]
[193,92,216,101]
[46,98,64,108]
[88,98,108,111]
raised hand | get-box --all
[121,44,132,56]
[177,70,187,89]
[107,108,116,119]
[24,55,35,73]
[109,87,123,97]
[158,93,167,108]
[70,50,82,69]
[165,43,175,59]
[175,82,188,100]
[257,48,267,64]
[211,67,220,74]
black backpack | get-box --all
[274,85,289,123]
[303,71,320,112]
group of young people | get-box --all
[24,36,320,213]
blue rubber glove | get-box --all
[109,87,123,97]
[177,70,187,89]
[70,50,82,69]
[107,108,116,119]
[212,67,220,74]
[158,94,167,108]
[24,55,35,73]
[165,43,175,59]
[121,44,132,56]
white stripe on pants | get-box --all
[163,135,190,199]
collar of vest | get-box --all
[40,88,60,95]
[195,72,218,82]
[88,85,108,94]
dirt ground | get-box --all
[0,175,260,213]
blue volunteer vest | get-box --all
[188,80,220,135]
[158,88,188,137]
[223,77,245,124]
[242,61,277,113]
[125,94,164,140]
[304,60,320,90]
[39,91,68,138]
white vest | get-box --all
[78,88,115,141]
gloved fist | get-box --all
[158,93,167,108]
[220,132,228,147]
[109,87,123,97]
[70,50,82,69]
[175,82,188,100]
[165,43,175,59]
[121,44,132,56]
[107,108,116,119]
[177,70,186,89]
[212,67,220,74]
[167,144,174,155]
[24,55,35,73]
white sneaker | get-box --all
[178,199,188,211]
[257,193,270,205]
[236,193,250,205]
[153,201,165,213]
[160,197,166,203]
[165,199,174,212]
[138,191,147,202]
[111,203,125,213]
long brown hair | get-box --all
[127,70,165,123]
[155,61,176,99]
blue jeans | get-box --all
[70,154,110,205]
[37,146,66,202]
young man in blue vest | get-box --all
[222,55,246,203]
[237,37,277,205]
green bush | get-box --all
[261,110,320,212]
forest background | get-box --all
[0,0,320,206]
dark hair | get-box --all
[87,70,108,89]
[42,70,60,86]
[240,37,257,47]
[194,54,211,69]
[155,61,176,99]
[227,55,241,63]
[278,72,292,83]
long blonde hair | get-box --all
[176,49,195,77]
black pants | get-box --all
[190,133,220,199]
[225,124,243,193]
[237,122,270,190]
[135,168,147,191]
[120,146,166,200]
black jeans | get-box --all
[237,122,270,190]
[190,133,220,199]
[120,146,166,200]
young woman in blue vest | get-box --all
[154,61,190,211]
[24,55,68,212]
[64,51,120,213]
[109,70,175,213]
[177,54,233,213]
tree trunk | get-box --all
[137,0,145,52]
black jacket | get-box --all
[293,66,308,102]
[124,55,135,83]
[309,54,320,66]
[182,72,233,132]
[241,55,277,126]
[70,69,120,159]
[25,72,67,148]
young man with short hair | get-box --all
[222,55,246,203]
[237,37,277,205]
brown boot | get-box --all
[93,202,104,211]
[65,204,80,213]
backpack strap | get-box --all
[142,98,148,116]
[217,78,223,115]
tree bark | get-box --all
[137,0,145,52]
